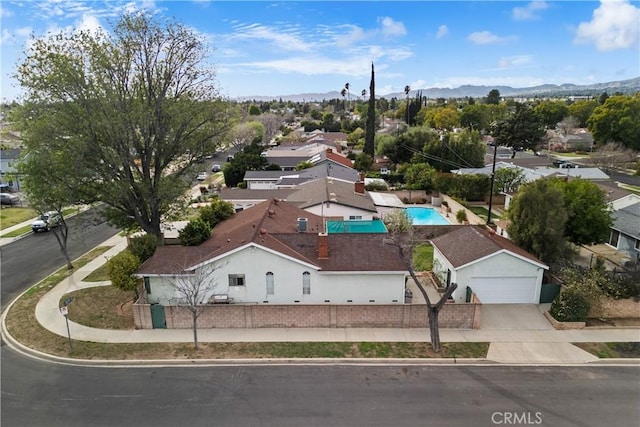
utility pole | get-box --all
[487,142,498,226]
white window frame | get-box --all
[266,272,274,295]
[228,274,245,287]
[302,271,311,295]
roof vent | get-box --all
[297,218,308,233]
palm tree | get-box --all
[361,89,367,101]
[344,82,351,110]
[340,87,347,111]
[404,85,411,125]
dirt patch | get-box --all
[586,318,640,327]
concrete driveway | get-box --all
[480,304,553,330]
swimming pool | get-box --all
[405,207,450,225]
[326,219,388,233]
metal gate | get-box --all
[539,283,561,304]
[150,304,166,329]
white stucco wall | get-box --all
[145,244,406,305]
[304,203,375,220]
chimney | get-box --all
[318,232,329,259]
[326,148,333,154]
[354,181,365,194]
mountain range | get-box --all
[236,77,640,102]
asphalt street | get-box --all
[0,208,119,311]
[1,346,638,427]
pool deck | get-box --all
[402,196,486,226]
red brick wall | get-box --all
[133,303,481,330]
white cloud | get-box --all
[76,14,103,35]
[467,31,517,45]
[574,0,640,51]
[436,25,448,39]
[230,23,312,52]
[231,55,373,76]
[333,25,368,48]
[0,5,14,18]
[0,29,11,45]
[512,1,549,21]
[497,55,534,68]
[378,17,406,38]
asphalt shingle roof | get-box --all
[430,225,546,269]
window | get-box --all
[349,215,363,220]
[635,239,640,250]
[143,277,151,294]
[228,274,245,286]
[609,230,620,248]
[302,271,311,295]
[266,272,274,295]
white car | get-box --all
[32,211,62,232]
[197,172,208,181]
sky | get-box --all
[1,0,639,101]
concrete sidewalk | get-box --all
[15,231,637,364]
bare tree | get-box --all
[170,262,222,349]
[590,142,638,173]
[558,116,579,136]
[383,209,457,352]
[256,113,283,145]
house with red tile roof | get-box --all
[430,226,548,304]
[136,199,407,307]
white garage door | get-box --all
[470,277,538,304]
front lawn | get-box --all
[574,342,640,358]
[0,207,37,230]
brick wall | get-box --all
[133,302,481,330]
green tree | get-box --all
[587,94,640,150]
[567,99,598,127]
[128,234,159,263]
[494,167,526,194]
[507,178,569,264]
[486,89,501,105]
[381,126,438,165]
[179,218,211,246]
[107,249,141,299]
[554,178,612,245]
[534,100,569,128]
[460,104,488,131]
[492,104,546,153]
[223,142,268,187]
[364,63,376,156]
[404,163,436,191]
[432,107,460,131]
[354,152,373,171]
[198,199,235,229]
[14,13,233,238]
[422,129,484,172]
[248,105,261,115]
[347,127,365,148]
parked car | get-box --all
[197,172,208,181]
[32,211,62,232]
[211,164,221,172]
[0,193,19,206]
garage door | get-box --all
[470,277,538,304]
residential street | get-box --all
[1,347,638,427]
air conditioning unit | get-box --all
[297,218,308,233]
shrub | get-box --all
[127,234,158,263]
[549,290,590,322]
[199,199,235,228]
[179,219,211,246]
[598,274,640,299]
[456,209,468,223]
[107,249,141,298]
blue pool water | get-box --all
[405,207,450,225]
[326,219,388,233]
